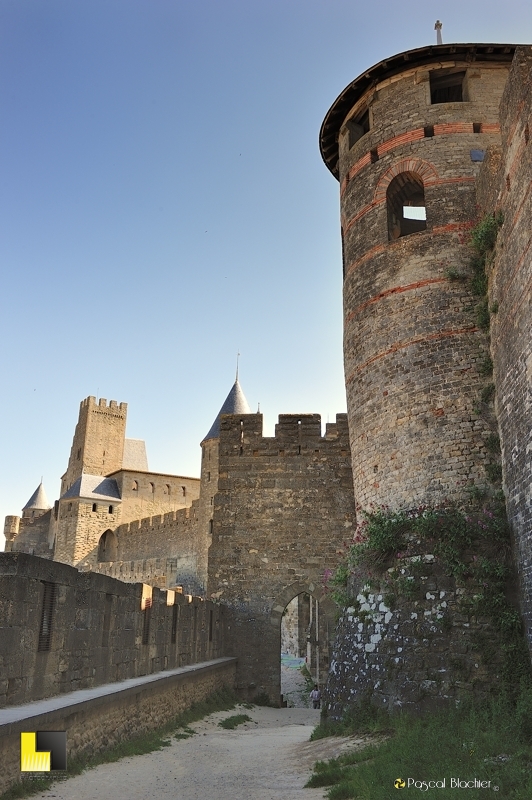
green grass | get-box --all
[0,687,238,800]
[218,713,252,729]
[306,687,532,799]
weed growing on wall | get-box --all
[326,496,531,696]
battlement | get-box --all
[218,412,350,455]
[115,500,199,539]
[80,396,128,413]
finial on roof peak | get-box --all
[435,20,443,45]
[236,350,240,382]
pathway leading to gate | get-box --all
[32,705,364,800]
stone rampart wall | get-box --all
[0,553,226,708]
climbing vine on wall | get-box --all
[326,495,531,694]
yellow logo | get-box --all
[394,778,406,789]
[20,732,67,772]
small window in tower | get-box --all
[346,109,370,149]
[387,172,427,240]
[430,69,465,104]
[108,505,113,514]
[149,482,155,494]
[165,484,171,495]
[207,472,211,482]
[182,486,186,497]
[132,480,138,492]
[77,447,81,460]
[92,503,97,512]
[209,519,213,535]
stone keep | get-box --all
[320,43,515,512]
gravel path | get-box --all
[33,706,340,800]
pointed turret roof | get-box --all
[202,379,251,442]
[23,481,51,511]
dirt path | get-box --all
[32,706,365,800]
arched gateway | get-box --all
[207,412,355,704]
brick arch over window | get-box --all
[374,158,439,204]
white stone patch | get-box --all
[370,633,382,644]
[426,592,435,600]
[385,612,393,624]
[411,612,418,620]
[440,591,446,599]
[365,643,376,652]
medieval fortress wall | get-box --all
[1,44,532,713]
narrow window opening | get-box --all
[182,486,186,497]
[207,472,211,482]
[108,505,113,514]
[77,447,81,460]
[92,503,97,512]
[102,593,113,647]
[209,519,213,535]
[171,604,178,644]
[424,125,434,138]
[132,480,138,491]
[346,109,370,148]
[142,599,152,645]
[149,482,155,494]
[370,148,379,163]
[525,123,530,144]
[473,122,482,134]
[387,172,427,240]
[506,174,511,191]
[38,582,56,652]
[430,70,465,104]
[165,484,171,495]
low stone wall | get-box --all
[0,657,236,796]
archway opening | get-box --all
[280,592,319,707]
[387,171,427,240]
[97,529,117,562]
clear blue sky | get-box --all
[1,0,531,546]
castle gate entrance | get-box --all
[207,412,355,704]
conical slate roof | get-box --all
[202,379,251,442]
[23,482,51,511]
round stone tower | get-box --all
[320,43,515,512]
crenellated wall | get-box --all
[61,397,127,496]
[92,503,205,594]
[0,552,226,708]
[208,412,356,702]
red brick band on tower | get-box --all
[320,43,515,512]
